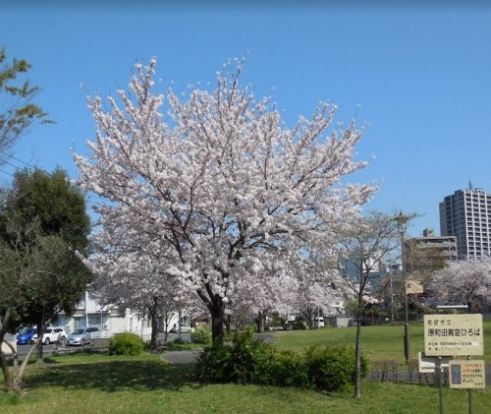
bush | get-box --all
[253,347,307,387]
[291,320,307,330]
[196,331,364,392]
[305,344,367,392]
[196,343,233,382]
[108,332,144,356]
[191,326,211,345]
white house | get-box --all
[52,290,187,341]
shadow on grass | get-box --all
[26,360,197,393]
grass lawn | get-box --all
[272,320,491,363]
[1,352,490,413]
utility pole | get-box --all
[394,211,411,365]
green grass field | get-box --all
[1,352,490,414]
[273,320,491,363]
[1,322,490,413]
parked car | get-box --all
[66,327,100,346]
[32,327,67,345]
[16,328,36,345]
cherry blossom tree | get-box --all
[339,211,399,399]
[428,257,491,312]
[75,58,374,345]
[87,218,193,349]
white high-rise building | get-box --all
[439,187,491,259]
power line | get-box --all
[0,169,15,177]
[0,154,34,169]
[8,154,34,168]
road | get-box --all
[15,333,191,357]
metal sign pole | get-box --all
[437,357,444,414]
[467,389,473,414]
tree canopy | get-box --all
[0,167,90,250]
[76,58,374,345]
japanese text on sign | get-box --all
[449,360,485,389]
[424,314,483,356]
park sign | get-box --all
[449,360,485,389]
[424,314,483,356]
[405,280,424,294]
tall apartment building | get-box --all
[439,187,491,259]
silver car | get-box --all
[66,327,99,346]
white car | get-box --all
[66,327,100,346]
[32,327,67,345]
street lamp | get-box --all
[394,211,410,365]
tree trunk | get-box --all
[36,322,44,361]
[163,311,170,345]
[0,307,13,390]
[209,300,225,346]
[0,349,13,391]
[255,312,264,333]
[148,301,159,351]
[225,314,231,335]
[354,298,363,399]
[12,336,43,393]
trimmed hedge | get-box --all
[108,332,144,355]
[196,330,365,392]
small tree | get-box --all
[340,211,399,399]
[0,167,90,364]
[0,235,88,392]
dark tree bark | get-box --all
[354,296,363,399]
[255,312,265,333]
[225,314,231,335]
[148,299,159,351]
[36,322,44,361]
[209,298,225,346]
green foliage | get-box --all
[305,344,367,392]
[0,48,51,155]
[190,326,211,345]
[291,320,307,330]
[196,330,359,392]
[1,168,90,251]
[109,332,144,356]
[0,167,91,327]
[253,347,307,387]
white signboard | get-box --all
[418,352,451,373]
[424,314,484,356]
[449,360,485,389]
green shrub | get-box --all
[253,347,307,387]
[196,330,307,387]
[305,344,367,392]
[108,332,144,356]
[292,320,307,330]
[191,326,211,345]
[197,331,364,393]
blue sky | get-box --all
[2,2,491,236]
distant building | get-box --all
[404,228,457,279]
[52,289,189,340]
[439,187,491,259]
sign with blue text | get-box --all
[424,314,483,356]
